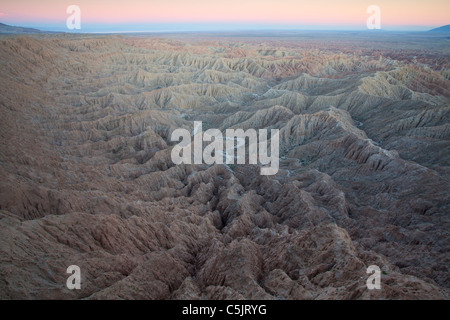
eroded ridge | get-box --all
[0,33,449,299]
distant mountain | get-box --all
[429,25,450,33]
[0,22,44,34]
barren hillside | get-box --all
[0,33,449,299]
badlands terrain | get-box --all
[0,31,449,299]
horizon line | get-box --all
[2,21,446,33]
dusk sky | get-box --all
[0,0,449,32]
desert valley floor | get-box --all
[0,31,449,299]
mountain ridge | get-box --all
[0,22,58,34]
[429,24,450,33]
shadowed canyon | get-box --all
[0,31,449,299]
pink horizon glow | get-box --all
[0,0,449,28]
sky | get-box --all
[0,0,449,32]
